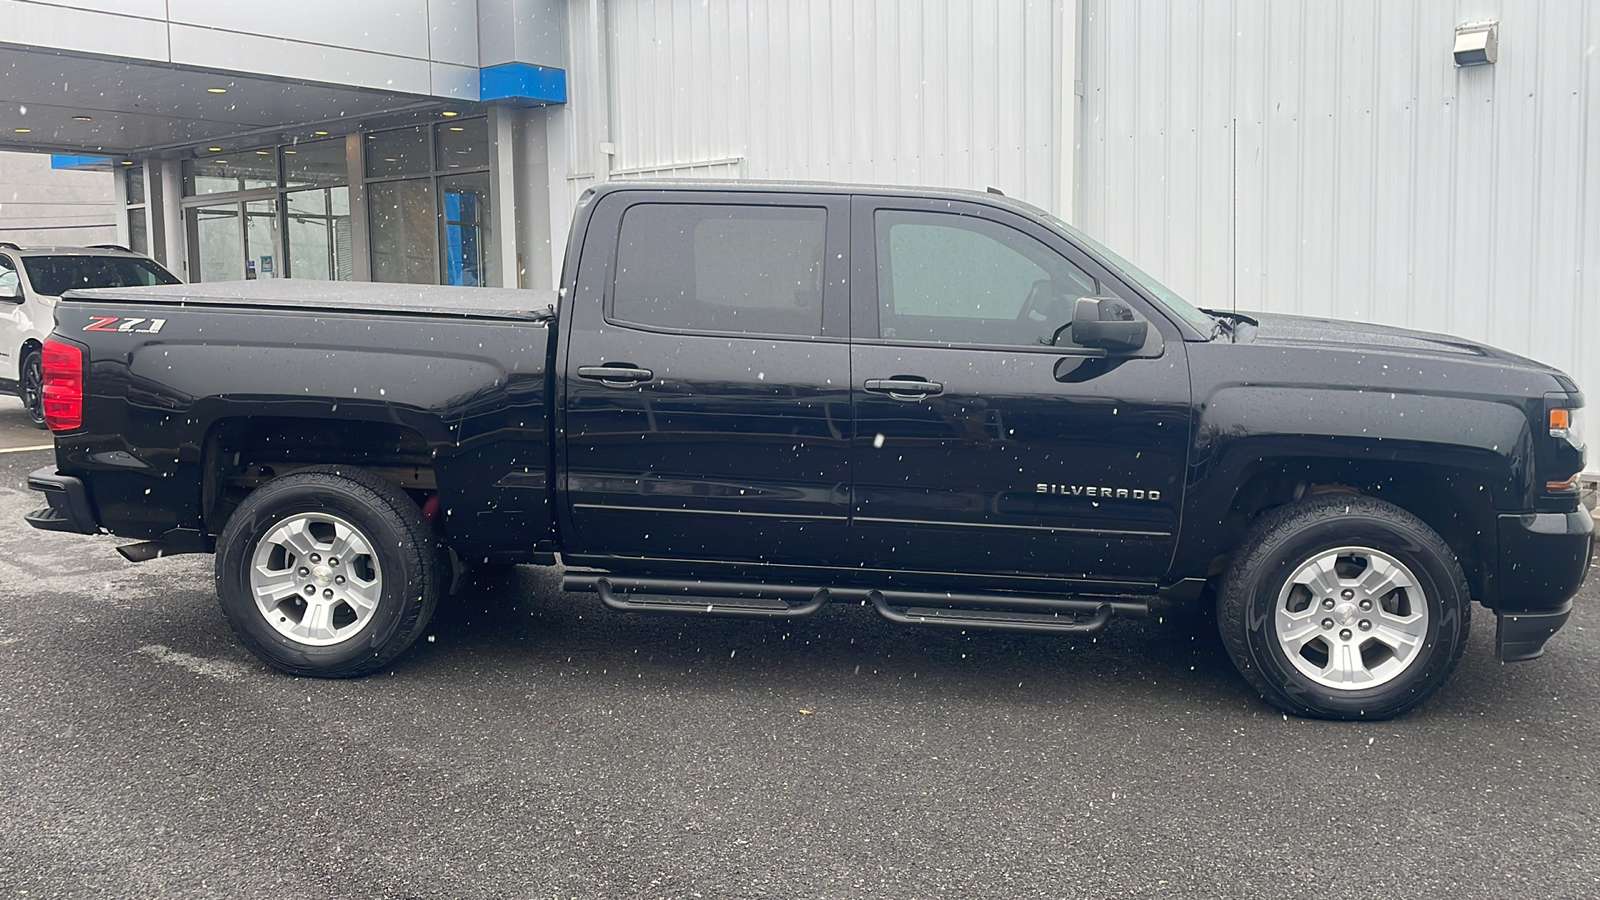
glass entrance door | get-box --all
[244,199,280,279]
[189,203,243,282]
[187,199,283,282]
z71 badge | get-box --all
[83,316,166,334]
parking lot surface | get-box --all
[0,395,1595,899]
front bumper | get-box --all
[24,467,99,535]
[1493,509,1594,661]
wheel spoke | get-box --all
[1370,617,1424,654]
[1354,556,1413,601]
[1279,621,1323,655]
[273,518,320,559]
[341,580,380,614]
[298,600,336,641]
[1325,641,1372,686]
[251,568,301,602]
[326,524,368,563]
[1294,555,1342,599]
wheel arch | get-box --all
[1179,454,1499,604]
[201,415,437,541]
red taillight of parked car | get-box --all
[40,339,83,431]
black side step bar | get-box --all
[564,574,1148,633]
[577,576,831,618]
[867,590,1112,635]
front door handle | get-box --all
[864,377,944,400]
[577,364,654,387]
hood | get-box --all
[1244,311,1553,370]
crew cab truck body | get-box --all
[26,181,1593,720]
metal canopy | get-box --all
[0,46,454,157]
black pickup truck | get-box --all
[25,181,1593,720]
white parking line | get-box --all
[0,444,52,453]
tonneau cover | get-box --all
[63,279,557,321]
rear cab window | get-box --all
[610,203,828,338]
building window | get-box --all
[124,166,148,255]
[364,118,492,286]
[180,139,351,282]
[368,179,437,284]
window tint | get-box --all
[613,203,826,337]
[875,210,1097,347]
[21,256,181,296]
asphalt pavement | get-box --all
[0,393,1595,899]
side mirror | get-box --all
[1073,296,1148,352]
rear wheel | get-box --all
[1217,494,1471,720]
[19,349,44,429]
[215,465,443,677]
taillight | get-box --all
[40,339,83,431]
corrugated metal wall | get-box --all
[1079,0,1600,465]
[559,0,1067,219]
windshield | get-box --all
[1045,216,1218,334]
[22,256,181,297]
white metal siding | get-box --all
[558,0,1067,225]
[1079,0,1600,466]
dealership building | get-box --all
[1,0,1597,467]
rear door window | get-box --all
[611,203,827,338]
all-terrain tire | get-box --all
[215,465,444,678]
[1217,494,1471,720]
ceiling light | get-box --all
[72,116,92,122]
[440,110,459,117]
[313,130,329,136]
[283,149,297,154]
[207,88,228,94]
[383,157,398,162]
[207,147,223,152]
[119,160,133,165]
[13,128,30,133]
[448,126,465,132]
[255,150,269,155]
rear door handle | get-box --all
[577,364,654,387]
[864,378,944,400]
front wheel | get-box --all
[19,350,44,429]
[215,466,444,677]
[1217,494,1471,720]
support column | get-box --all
[150,159,187,280]
[344,133,371,281]
[488,106,520,289]
[139,162,164,262]
[110,164,129,248]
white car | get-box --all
[0,243,181,427]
